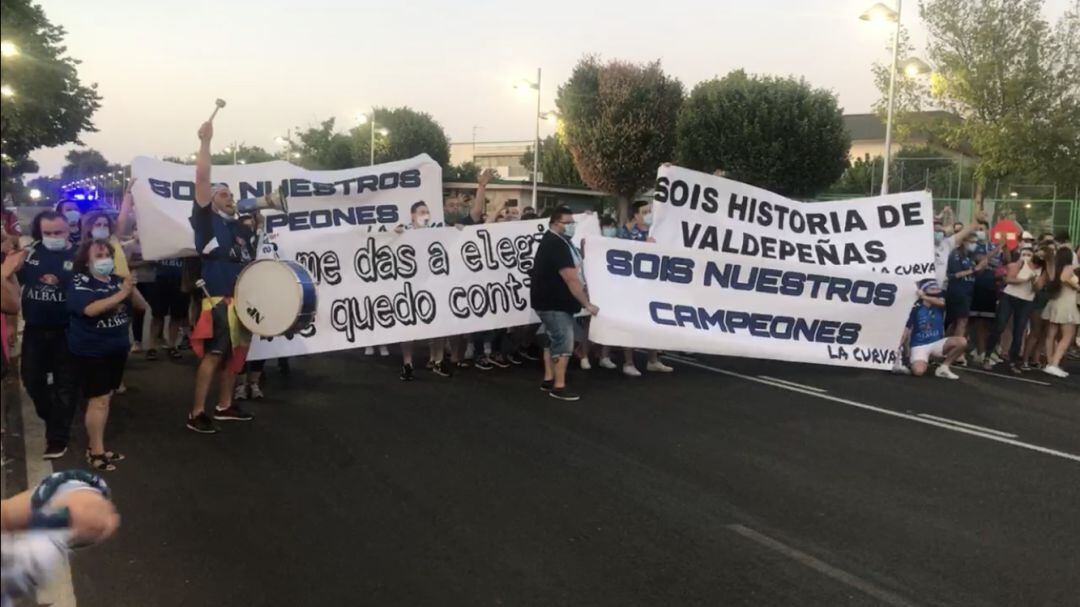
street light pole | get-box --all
[532,67,541,209]
[370,108,376,166]
[881,0,901,196]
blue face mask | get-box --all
[965,243,977,253]
[92,258,115,276]
[601,227,617,237]
[934,231,945,244]
[42,236,68,251]
[91,227,110,240]
[563,223,577,239]
[64,210,81,225]
[643,213,654,226]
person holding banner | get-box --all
[907,279,967,380]
[185,120,255,434]
[530,206,598,401]
[395,201,453,380]
[597,201,673,377]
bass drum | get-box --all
[233,260,317,336]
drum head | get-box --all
[234,260,304,336]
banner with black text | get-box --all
[247,215,599,360]
[584,236,917,370]
[130,154,444,261]
[650,166,936,279]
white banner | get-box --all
[584,236,918,370]
[130,154,444,261]
[651,166,936,279]
[249,214,599,360]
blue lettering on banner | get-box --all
[605,249,695,284]
[264,205,399,233]
[147,169,422,204]
[648,301,861,345]
[701,262,896,306]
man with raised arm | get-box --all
[186,119,256,434]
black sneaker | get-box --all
[432,360,453,378]
[506,352,523,366]
[518,347,540,362]
[400,363,415,381]
[213,405,254,422]
[186,413,218,434]
[540,379,554,392]
[278,358,291,375]
[456,360,472,369]
[549,388,580,401]
[43,443,68,460]
[475,356,494,371]
[146,348,159,361]
[490,354,511,369]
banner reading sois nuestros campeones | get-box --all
[130,154,444,261]
[649,165,936,279]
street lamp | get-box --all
[357,110,388,166]
[515,68,542,207]
[540,111,559,126]
[29,188,41,201]
[861,1,901,195]
[901,57,932,78]
[0,41,17,58]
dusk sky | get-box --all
[29,0,1073,176]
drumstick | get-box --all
[195,279,212,299]
[208,98,226,123]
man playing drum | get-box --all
[186,119,255,434]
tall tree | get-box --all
[0,0,101,198]
[293,118,356,170]
[911,0,1079,200]
[59,149,112,183]
[521,134,585,187]
[350,107,450,168]
[556,56,684,219]
[210,144,276,165]
[676,70,850,198]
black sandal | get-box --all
[86,449,125,462]
[86,452,117,471]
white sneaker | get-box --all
[622,364,642,378]
[891,362,912,375]
[1043,365,1070,378]
[935,365,959,380]
[364,347,375,356]
[464,342,475,360]
[955,355,968,367]
[579,357,592,370]
[971,353,984,366]
[378,345,390,356]
[989,352,1004,364]
[646,360,674,373]
[234,384,248,401]
[249,384,265,399]
[598,357,617,370]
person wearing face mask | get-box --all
[969,227,1004,366]
[185,119,256,435]
[944,234,984,361]
[80,211,130,279]
[983,245,1045,374]
[67,239,147,470]
[907,279,967,379]
[932,208,986,288]
[16,211,80,459]
[530,206,599,401]
[597,201,673,376]
[55,200,83,247]
[1040,247,1079,378]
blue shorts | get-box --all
[536,310,575,358]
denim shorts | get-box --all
[536,310,575,358]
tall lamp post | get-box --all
[357,110,389,166]
[861,2,902,195]
[515,68,541,208]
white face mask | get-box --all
[416,215,430,228]
[642,213,654,226]
[602,227,617,237]
[563,223,577,238]
[91,227,110,240]
[63,210,81,225]
[92,258,115,276]
[42,236,68,251]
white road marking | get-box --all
[19,384,78,607]
[951,365,1053,386]
[757,375,827,393]
[661,355,1080,464]
[916,414,1018,438]
[726,523,920,607]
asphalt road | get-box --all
[4,347,1079,607]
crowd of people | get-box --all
[2,120,1080,472]
[898,207,1080,379]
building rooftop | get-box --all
[843,111,960,141]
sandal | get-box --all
[86,449,125,462]
[86,452,117,471]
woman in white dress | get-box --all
[1041,247,1080,378]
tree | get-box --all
[350,107,450,168]
[60,149,112,183]
[521,134,586,187]
[0,0,101,198]
[293,118,355,170]
[556,56,684,219]
[445,161,481,182]
[210,144,275,165]
[909,0,1080,200]
[676,70,850,198]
